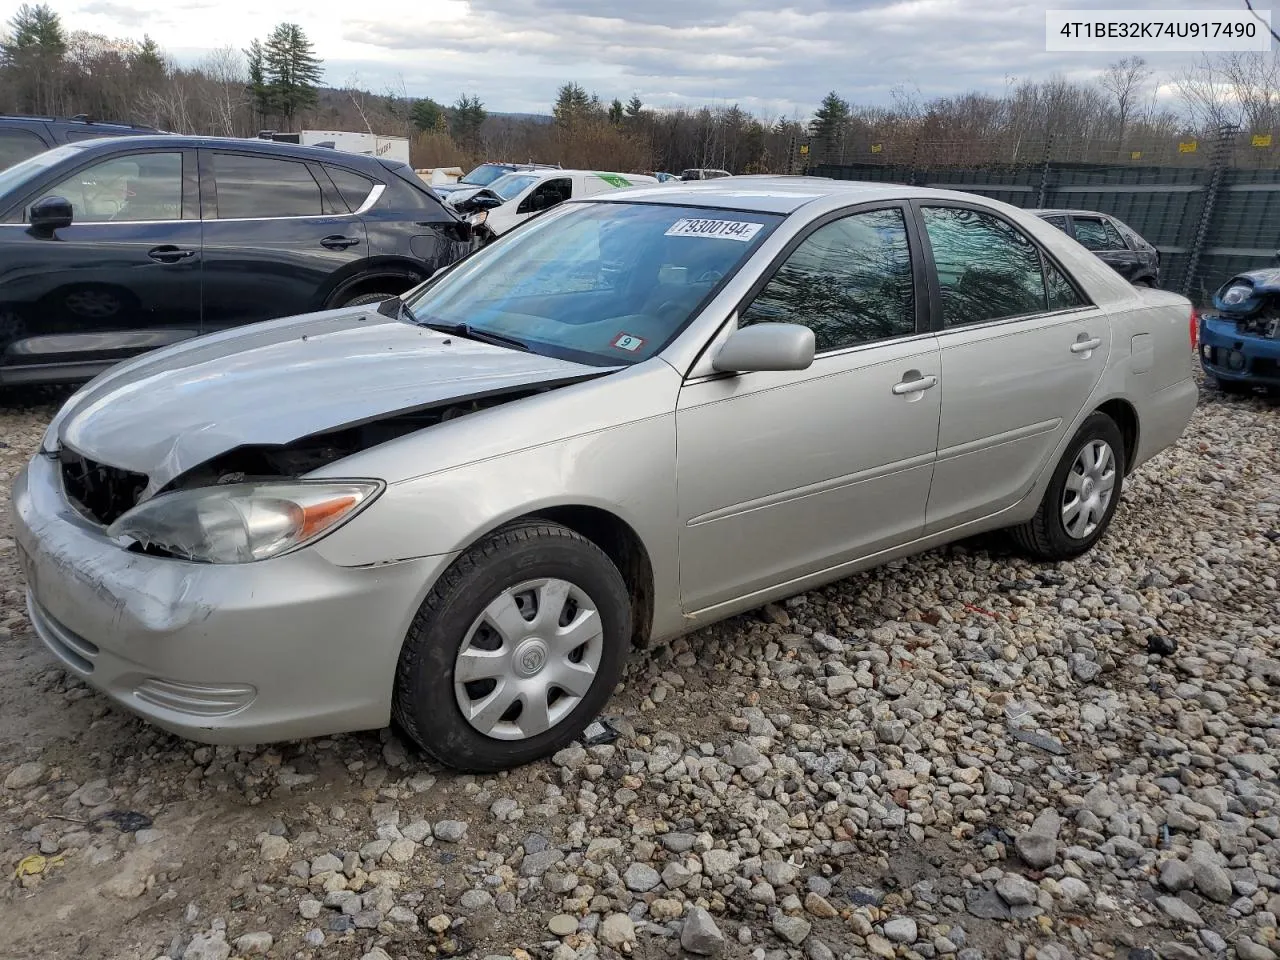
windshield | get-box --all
[0,142,85,200]
[461,163,511,186]
[403,201,782,366]
[485,172,539,201]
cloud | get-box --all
[71,0,1207,115]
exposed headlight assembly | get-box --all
[107,480,383,563]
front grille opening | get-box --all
[59,450,148,526]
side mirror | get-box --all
[711,322,815,373]
[29,196,73,234]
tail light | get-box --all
[1189,307,1199,349]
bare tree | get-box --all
[1175,54,1243,131]
[1218,51,1280,132]
[1099,56,1151,146]
[199,45,246,136]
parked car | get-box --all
[1032,208,1160,286]
[0,135,473,385]
[432,160,563,200]
[680,167,732,180]
[449,168,660,241]
[1198,259,1280,393]
[652,172,680,183]
[13,179,1197,770]
[0,114,163,171]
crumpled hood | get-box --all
[54,306,600,494]
[1213,267,1280,315]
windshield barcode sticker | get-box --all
[665,218,763,241]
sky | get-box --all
[57,0,1272,116]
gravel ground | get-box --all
[2,381,1279,960]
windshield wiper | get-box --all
[419,319,531,352]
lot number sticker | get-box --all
[665,218,763,242]
[612,333,646,352]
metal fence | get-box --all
[804,126,1280,305]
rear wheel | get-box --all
[1010,412,1125,561]
[393,520,631,772]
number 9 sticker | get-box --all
[612,333,645,352]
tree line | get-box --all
[1,3,1276,176]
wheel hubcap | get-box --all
[453,578,603,741]
[1061,439,1116,540]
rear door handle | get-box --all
[1071,337,1102,353]
[321,235,361,250]
[892,373,938,395]
[147,245,196,263]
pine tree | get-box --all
[553,82,592,127]
[449,94,486,151]
[0,3,66,113]
[131,34,164,84]
[411,97,445,132]
[809,91,851,162]
[262,23,322,129]
[244,39,274,124]
[625,94,643,122]
[608,98,624,126]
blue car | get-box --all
[1199,263,1280,393]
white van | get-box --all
[449,168,660,239]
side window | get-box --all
[33,152,182,223]
[0,128,48,170]
[1045,258,1087,311]
[740,207,916,352]
[211,153,325,219]
[921,205,1046,327]
[325,165,376,211]
[1072,217,1122,251]
[1040,214,1069,233]
[519,177,572,214]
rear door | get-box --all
[917,202,1109,533]
[0,147,201,377]
[0,127,51,171]
[198,149,368,332]
[1069,214,1140,280]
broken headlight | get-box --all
[106,480,383,563]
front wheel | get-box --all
[341,291,398,308]
[393,520,632,772]
[1010,412,1126,561]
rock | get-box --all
[995,874,1038,907]
[427,914,452,934]
[548,914,578,936]
[867,934,898,959]
[681,906,725,956]
[183,933,231,960]
[259,835,290,861]
[884,918,918,943]
[361,950,392,960]
[1236,939,1277,960]
[1159,860,1194,892]
[233,933,273,955]
[299,898,322,919]
[311,853,342,875]
[663,861,694,888]
[1057,877,1091,907]
[1015,809,1062,869]
[965,886,1013,920]
[701,849,740,878]
[459,889,493,912]
[1082,784,1118,819]
[773,914,812,946]
[401,819,432,843]
[624,861,661,892]
[1157,896,1204,926]
[600,913,635,948]
[520,848,564,877]
[433,820,468,842]
[804,892,838,919]
[388,838,416,863]
[1191,861,1234,903]
[4,762,46,790]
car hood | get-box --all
[1212,266,1280,316]
[53,306,601,496]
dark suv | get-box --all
[0,114,162,170]
[1031,209,1160,287]
[0,135,473,384]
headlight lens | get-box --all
[106,480,382,563]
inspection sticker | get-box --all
[664,218,763,241]
[612,333,646,352]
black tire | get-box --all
[1214,377,1251,396]
[341,291,398,308]
[393,520,632,772]
[1010,411,1126,561]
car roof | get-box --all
[494,168,659,182]
[593,175,1034,215]
[64,134,394,168]
[1030,208,1116,217]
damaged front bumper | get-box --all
[11,452,451,744]
[1199,315,1280,387]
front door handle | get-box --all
[1071,336,1102,354]
[892,373,938,395]
[321,235,361,250]
[147,245,196,263]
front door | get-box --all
[676,204,941,614]
[0,148,200,377]
[198,149,368,332]
[916,203,1111,533]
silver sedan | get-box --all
[12,177,1199,771]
